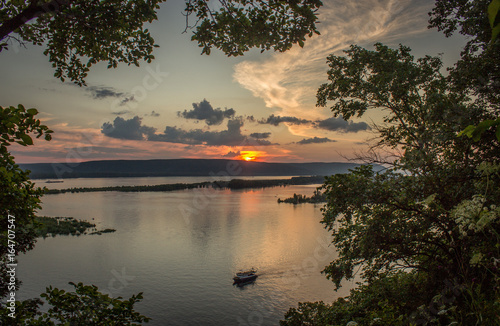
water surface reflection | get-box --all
[17,183,354,325]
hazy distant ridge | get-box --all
[20,159,373,179]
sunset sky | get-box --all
[1,0,465,164]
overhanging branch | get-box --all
[0,0,71,41]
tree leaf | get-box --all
[27,108,38,116]
[20,134,33,145]
[458,125,476,137]
[471,120,495,141]
[488,0,500,28]
[492,23,500,42]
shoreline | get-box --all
[45,176,326,194]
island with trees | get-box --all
[34,216,116,238]
[44,175,328,194]
[277,189,326,204]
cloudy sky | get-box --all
[0,0,465,163]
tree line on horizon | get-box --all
[43,176,326,194]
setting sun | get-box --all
[239,151,265,162]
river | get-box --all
[16,177,353,325]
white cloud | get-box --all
[233,0,433,136]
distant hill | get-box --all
[20,159,380,179]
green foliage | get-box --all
[489,0,500,42]
[282,272,441,326]
[429,0,500,107]
[459,117,500,142]
[450,0,500,143]
[1,105,53,148]
[0,0,161,86]
[282,43,500,325]
[45,175,325,194]
[317,43,492,171]
[0,282,150,325]
[39,282,151,325]
[429,0,493,44]
[0,298,43,326]
[1,0,323,85]
[281,301,337,326]
[0,68,147,326]
[0,104,52,299]
[277,189,326,204]
[34,216,96,237]
[185,0,322,56]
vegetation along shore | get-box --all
[45,176,327,194]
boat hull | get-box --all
[233,274,258,283]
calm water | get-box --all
[17,178,353,325]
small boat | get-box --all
[46,180,64,183]
[233,269,258,283]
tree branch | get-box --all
[0,0,71,41]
